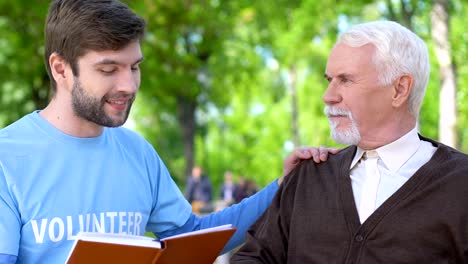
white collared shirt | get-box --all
[350,128,437,221]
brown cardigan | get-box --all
[232,139,468,263]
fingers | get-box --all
[283,145,340,177]
[311,148,321,163]
[290,147,317,162]
[296,146,323,163]
[283,147,313,176]
[295,146,340,163]
[329,147,340,154]
[319,146,329,161]
[295,147,313,159]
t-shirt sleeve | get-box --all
[205,180,279,252]
[144,148,192,233]
[0,164,21,256]
[155,180,279,254]
[0,254,17,264]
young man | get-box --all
[232,21,468,263]
[0,0,338,263]
[0,0,335,263]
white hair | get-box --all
[338,21,430,118]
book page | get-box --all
[76,232,162,248]
[162,224,233,240]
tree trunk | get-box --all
[287,66,299,147]
[431,0,458,148]
[385,0,415,30]
[399,0,416,30]
[176,96,197,178]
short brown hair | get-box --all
[44,0,146,93]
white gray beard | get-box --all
[324,105,361,145]
[329,120,361,145]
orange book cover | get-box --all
[66,224,236,264]
[156,225,236,264]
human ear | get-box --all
[392,74,413,108]
[49,52,69,84]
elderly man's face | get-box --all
[323,42,394,148]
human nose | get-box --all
[117,69,139,94]
[322,81,341,105]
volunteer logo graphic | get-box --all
[31,211,143,243]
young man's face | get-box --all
[322,42,394,146]
[71,41,143,127]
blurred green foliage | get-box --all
[0,0,466,192]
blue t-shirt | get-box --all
[0,112,278,263]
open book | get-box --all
[66,224,237,264]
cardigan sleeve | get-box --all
[231,168,299,263]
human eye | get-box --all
[131,64,140,72]
[340,76,353,84]
[98,66,117,74]
[324,74,332,83]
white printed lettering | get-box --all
[118,212,127,234]
[92,213,105,233]
[85,214,91,232]
[134,212,142,235]
[67,216,76,240]
[31,219,48,243]
[30,211,144,243]
[106,212,117,233]
[78,214,84,232]
[127,212,134,235]
[48,217,65,242]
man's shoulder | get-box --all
[0,113,37,145]
[415,137,468,180]
[300,145,356,169]
[0,112,33,130]
[283,145,356,186]
[420,136,468,161]
[435,143,468,169]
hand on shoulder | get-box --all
[279,146,340,185]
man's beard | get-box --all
[71,78,134,127]
[324,105,361,145]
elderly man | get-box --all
[232,20,468,263]
[0,0,335,263]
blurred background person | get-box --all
[245,179,258,197]
[185,166,213,214]
[234,176,258,203]
[218,170,239,206]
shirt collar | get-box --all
[350,127,421,173]
[350,148,366,169]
